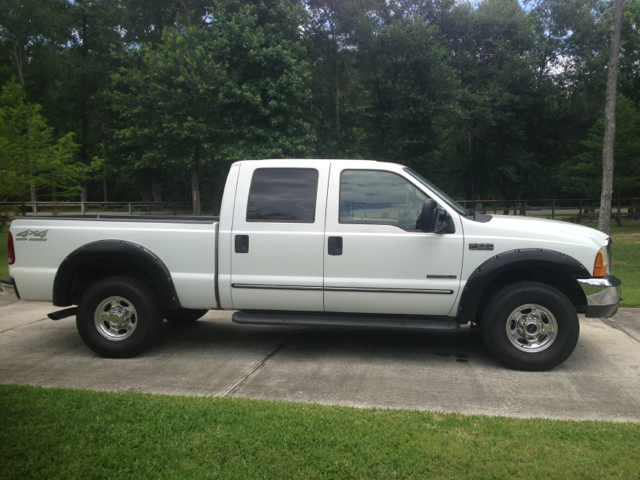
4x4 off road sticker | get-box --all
[15,229,49,242]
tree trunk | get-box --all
[102,123,108,203]
[153,178,162,203]
[80,168,88,203]
[142,174,152,202]
[598,0,626,234]
[191,163,201,216]
[28,125,36,204]
[153,176,162,212]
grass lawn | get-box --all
[608,223,640,308]
[1,384,639,479]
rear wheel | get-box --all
[164,308,208,324]
[76,276,163,358]
[481,281,579,371]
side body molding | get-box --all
[53,239,182,310]
[457,248,592,324]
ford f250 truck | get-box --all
[1,159,622,370]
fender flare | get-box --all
[53,239,181,310]
[457,248,591,324]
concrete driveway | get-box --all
[1,293,639,422]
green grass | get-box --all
[0,230,8,279]
[0,385,638,479]
[610,224,640,308]
[582,221,640,308]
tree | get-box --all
[562,94,640,201]
[599,0,627,234]
[109,0,314,215]
[0,81,81,209]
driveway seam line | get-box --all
[599,317,640,344]
[0,317,49,334]
[221,326,303,398]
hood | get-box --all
[485,215,608,245]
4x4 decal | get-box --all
[15,229,49,242]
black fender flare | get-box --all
[457,248,592,324]
[53,239,182,310]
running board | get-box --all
[47,307,77,321]
[232,310,460,331]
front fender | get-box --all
[457,248,592,324]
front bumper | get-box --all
[0,277,20,301]
[577,275,621,318]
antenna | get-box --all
[468,131,476,221]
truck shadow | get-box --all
[154,317,495,366]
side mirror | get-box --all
[420,198,447,233]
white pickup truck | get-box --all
[2,159,621,370]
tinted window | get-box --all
[247,168,319,223]
[340,170,427,230]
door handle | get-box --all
[328,236,343,256]
[235,235,249,253]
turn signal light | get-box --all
[7,232,15,265]
[593,251,606,277]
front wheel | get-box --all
[481,281,580,371]
[76,276,163,358]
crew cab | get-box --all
[1,159,621,370]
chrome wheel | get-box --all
[94,296,138,341]
[506,304,558,353]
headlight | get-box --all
[593,245,610,277]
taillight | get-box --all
[7,232,15,265]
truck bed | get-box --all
[10,215,220,309]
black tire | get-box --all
[76,276,163,358]
[164,308,208,324]
[481,281,580,371]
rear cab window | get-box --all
[246,168,319,223]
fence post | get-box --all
[81,202,86,215]
[33,202,38,216]
[551,200,555,220]
[128,203,132,215]
[521,200,527,216]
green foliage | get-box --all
[0,0,639,202]
[109,0,314,175]
[0,231,8,276]
[0,81,81,201]
[562,95,640,198]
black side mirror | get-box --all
[420,198,447,233]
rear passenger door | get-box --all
[230,161,329,311]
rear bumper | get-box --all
[577,275,621,318]
[0,277,20,301]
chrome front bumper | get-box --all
[577,275,621,318]
[0,277,20,301]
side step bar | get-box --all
[232,310,460,331]
[48,307,77,321]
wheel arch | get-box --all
[458,249,591,324]
[53,239,182,311]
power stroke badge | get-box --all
[469,243,493,250]
[15,230,49,242]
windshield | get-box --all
[404,168,471,216]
